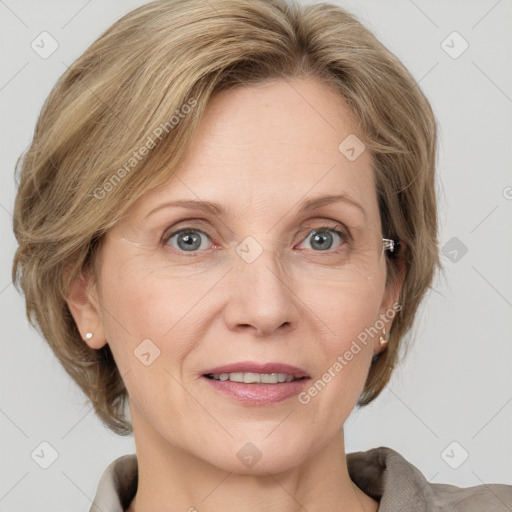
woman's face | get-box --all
[82,77,401,473]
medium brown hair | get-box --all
[12,0,441,435]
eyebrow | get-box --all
[144,193,366,220]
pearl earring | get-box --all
[85,332,93,340]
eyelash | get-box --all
[160,223,351,256]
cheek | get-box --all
[297,281,383,410]
[97,247,222,374]
[97,262,200,417]
[304,277,385,348]
[326,300,379,383]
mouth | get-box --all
[203,372,308,384]
[200,361,310,382]
[200,362,311,405]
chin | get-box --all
[214,450,307,476]
[202,434,311,476]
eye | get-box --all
[161,223,350,255]
[297,224,348,252]
[164,228,212,252]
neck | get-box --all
[126,405,378,512]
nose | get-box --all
[222,245,300,337]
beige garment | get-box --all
[89,446,512,512]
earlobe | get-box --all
[65,271,107,350]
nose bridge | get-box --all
[224,234,297,335]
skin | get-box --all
[67,77,404,512]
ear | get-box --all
[66,269,107,350]
[374,241,407,355]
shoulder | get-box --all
[90,454,138,512]
[347,446,512,512]
[430,480,512,511]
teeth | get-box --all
[244,372,260,383]
[208,372,300,384]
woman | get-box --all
[11,0,512,511]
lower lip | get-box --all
[202,376,310,405]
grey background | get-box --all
[1,0,511,510]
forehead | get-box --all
[131,77,379,226]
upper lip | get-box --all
[202,361,310,379]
